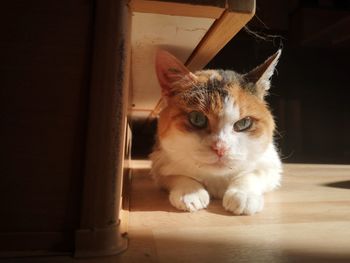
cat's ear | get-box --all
[244,49,281,99]
[155,49,197,97]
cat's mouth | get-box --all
[193,152,245,170]
[211,159,231,168]
[194,156,231,169]
[193,151,244,163]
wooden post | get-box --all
[74,0,131,257]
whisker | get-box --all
[280,150,294,160]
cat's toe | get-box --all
[169,188,210,212]
[223,189,263,215]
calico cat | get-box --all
[150,49,282,215]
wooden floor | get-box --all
[118,161,350,263]
[3,161,350,263]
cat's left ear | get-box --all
[244,49,281,99]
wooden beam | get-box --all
[186,7,255,71]
[130,0,225,18]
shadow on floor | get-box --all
[324,180,350,189]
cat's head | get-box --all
[155,49,281,173]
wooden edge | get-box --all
[227,0,255,13]
[186,9,254,71]
[120,124,133,237]
[142,99,167,123]
[128,52,134,118]
[283,163,350,170]
[146,97,165,122]
[129,109,153,119]
[129,0,225,19]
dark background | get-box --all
[133,0,350,164]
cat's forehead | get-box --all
[195,69,240,87]
[179,70,241,114]
[219,96,240,123]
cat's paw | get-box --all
[223,189,264,215]
[169,188,210,212]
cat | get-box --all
[150,49,282,215]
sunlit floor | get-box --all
[3,162,350,263]
[118,161,350,263]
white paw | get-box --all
[169,188,210,212]
[223,189,264,215]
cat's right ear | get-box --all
[155,50,197,97]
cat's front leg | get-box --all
[157,175,210,212]
[223,169,281,215]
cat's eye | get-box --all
[234,117,253,132]
[188,111,207,129]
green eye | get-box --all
[234,117,253,132]
[188,111,207,129]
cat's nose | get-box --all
[211,143,228,157]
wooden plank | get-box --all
[130,0,225,18]
[186,8,255,71]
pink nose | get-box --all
[211,143,228,157]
